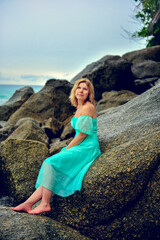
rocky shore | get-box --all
[0,46,160,239]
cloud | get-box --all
[0,0,147,85]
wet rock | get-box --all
[96,90,137,113]
[0,207,90,240]
[0,139,49,202]
[0,86,34,121]
[6,79,75,126]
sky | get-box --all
[0,0,146,86]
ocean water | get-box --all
[0,84,43,105]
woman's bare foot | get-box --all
[28,203,51,215]
[11,201,32,213]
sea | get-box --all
[0,84,43,105]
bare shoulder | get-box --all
[81,101,97,118]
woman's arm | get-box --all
[65,132,87,150]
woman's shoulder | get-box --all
[81,101,97,118]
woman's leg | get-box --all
[28,187,52,214]
[11,186,43,212]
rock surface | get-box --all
[71,55,133,100]
[0,207,90,240]
[42,116,63,139]
[71,46,160,97]
[0,125,15,143]
[0,86,34,121]
[0,48,160,239]
[122,45,160,64]
[0,139,49,201]
[48,83,160,239]
[60,119,75,140]
[6,79,75,126]
[7,119,49,145]
[96,90,137,113]
[131,60,160,79]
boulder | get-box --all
[131,60,160,79]
[7,119,49,145]
[96,90,137,113]
[42,117,63,139]
[48,83,160,239]
[0,86,34,121]
[0,121,6,128]
[0,118,40,144]
[122,45,160,64]
[71,55,120,82]
[0,125,15,143]
[49,138,68,155]
[0,207,90,240]
[49,137,73,155]
[15,117,40,128]
[71,56,133,100]
[88,165,160,240]
[121,46,160,94]
[134,77,160,93]
[60,121,75,140]
[6,79,75,127]
[0,139,49,202]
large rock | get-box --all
[134,77,160,94]
[131,60,160,79]
[42,116,63,139]
[7,119,49,145]
[122,46,160,93]
[71,55,133,100]
[0,207,90,240]
[96,90,137,113]
[0,86,34,121]
[0,125,15,143]
[49,83,160,239]
[0,139,49,202]
[88,165,160,240]
[60,116,75,140]
[122,45,160,64]
[6,79,75,127]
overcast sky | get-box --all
[0,0,146,85]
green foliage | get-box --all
[132,0,160,47]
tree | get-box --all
[132,0,160,47]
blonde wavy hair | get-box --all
[70,78,95,107]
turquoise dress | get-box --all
[35,115,101,197]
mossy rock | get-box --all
[0,139,49,203]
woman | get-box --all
[11,78,101,214]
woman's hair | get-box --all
[70,78,95,107]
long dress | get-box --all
[35,115,101,197]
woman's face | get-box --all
[75,82,89,103]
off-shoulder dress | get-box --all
[35,115,101,197]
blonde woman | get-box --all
[11,78,101,214]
